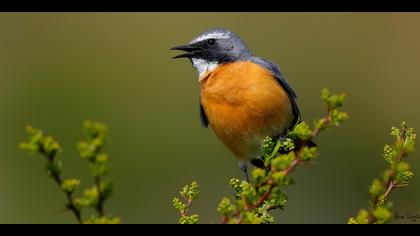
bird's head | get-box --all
[171,28,251,78]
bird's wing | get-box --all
[250,57,301,130]
[199,96,209,128]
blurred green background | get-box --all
[0,13,419,224]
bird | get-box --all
[171,28,300,181]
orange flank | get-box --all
[200,61,293,161]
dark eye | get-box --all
[207,38,216,46]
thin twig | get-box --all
[42,150,83,223]
[225,105,335,224]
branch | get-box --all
[20,127,83,223]
[217,88,348,224]
[77,120,113,218]
[20,121,121,224]
[173,181,200,224]
[349,122,416,224]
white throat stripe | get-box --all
[191,58,218,79]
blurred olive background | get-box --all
[0,13,419,224]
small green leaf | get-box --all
[321,88,346,109]
[331,109,349,125]
[272,152,295,170]
[271,172,294,186]
[240,181,257,202]
[83,215,121,224]
[396,161,411,173]
[395,171,414,186]
[255,207,274,224]
[291,122,312,140]
[266,187,288,210]
[300,146,318,161]
[252,168,267,186]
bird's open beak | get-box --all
[170,43,202,59]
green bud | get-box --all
[255,207,274,224]
[61,179,80,194]
[20,126,62,157]
[43,136,61,157]
[279,138,295,153]
[78,141,95,160]
[229,178,242,193]
[181,181,199,200]
[179,214,199,224]
[373,207,392,224]
[355,209,370,224]
[369,179,383,197]
[217,197,235,216]
[78,187,99,207]
[84,120,108,139]
[377,195,386,207]
[91,154,109,178]
[390,127,400,137]
[83,215,121,224]
[348,217,358,224]
[404,127,416,154]
[383,145,395,164]
[172,197,187,213]
[261,137,275,158]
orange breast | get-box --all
[200,61,293,161]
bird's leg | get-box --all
[278,134,286,143]
[273,128,286,142]
[239,161,250,183]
